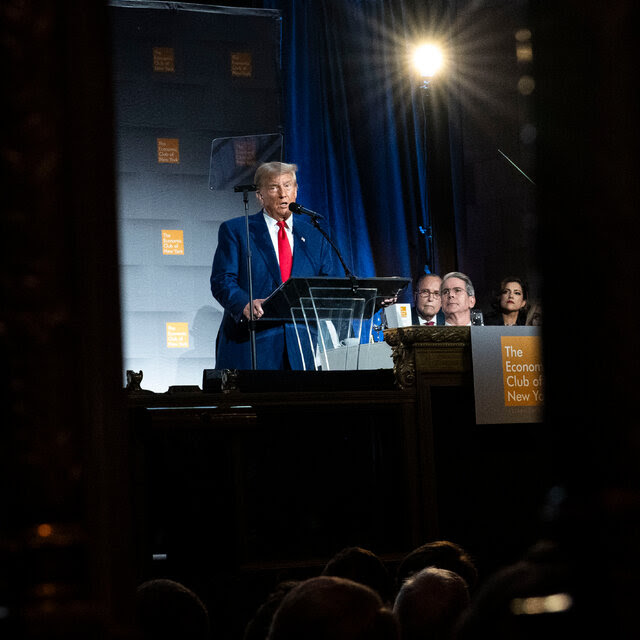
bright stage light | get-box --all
[413,43,444,79]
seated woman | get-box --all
[484,277,529,326]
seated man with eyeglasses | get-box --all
[441,271,477,326]
[412,273,445,325]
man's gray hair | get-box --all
[254,161,298,188]
[442,271,475,297]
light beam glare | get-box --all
[413,43,444,78]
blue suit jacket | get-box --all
[210,211,341,370]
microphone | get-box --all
[290,202,355,283]
[288,202,324,219]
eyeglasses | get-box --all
[263,182,295,194]
[441,287,467,297]
[417,289,441,299]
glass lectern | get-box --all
[260,276,410,371]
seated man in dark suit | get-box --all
[412,273,445,325]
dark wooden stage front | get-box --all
[126,327,554,637]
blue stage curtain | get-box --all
[264,0,448,291]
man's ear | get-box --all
[469,296,476,309]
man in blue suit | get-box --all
[210,161,341,370]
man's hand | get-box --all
[243,298,266,320]
[380,295,398,308]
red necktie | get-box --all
[427,321,435,325]
[277,220,292,282]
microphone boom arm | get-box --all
[309,217,358,292]
[289,201,358,291]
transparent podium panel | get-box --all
[291,297,364,371]
[291,290,378,371]
[289,308,317,371]
[308,287,378,343]
[259,276,410,370]
[261,277,408,321]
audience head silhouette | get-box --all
[393,567,470,640]
[135,578,210,640]
[244,580,300,640]
[267,575,398,640]
[321,546,393,604]
[396,540,478,592]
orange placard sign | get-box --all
[162,230,184,255]
[157,138,180,164]
[231,51,252,78]
[501,336,544,406]
[153,47,175,72]
[166,322,189,349]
